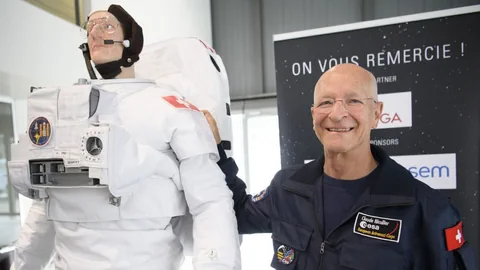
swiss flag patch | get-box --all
[444,221,465,251]
[162,96,200,112]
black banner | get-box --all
[273,7,480,253]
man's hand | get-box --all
[202,110,221,144]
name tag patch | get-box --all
[353,212,402,243]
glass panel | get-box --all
[0,100,21,253]
[240,113,281,269]
[231,113,246,181]
[0,133,8,211]
[0,102,18,214]
[246,114,281,193]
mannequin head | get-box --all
[86,11,125,65]
[80,4,143,79]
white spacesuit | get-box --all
[8,79,241,270]
[135,37,233,157]
[7,4,240,270]
[135,37,238,258]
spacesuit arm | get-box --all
[168,109,241,270]
[11,200,56,270]
[216,145,274,234]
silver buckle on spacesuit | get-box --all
[28,188,47,199]
[109,194,122,207]
[74,78,90,85]
[28,189,39,199]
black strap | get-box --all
[94,61,122,79]
[79,43,97,80]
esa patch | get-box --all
[28,117,52,147]
[353,212,402,243]
[277,245,295,265]
[162,96,200,112]
[251,188,269,203]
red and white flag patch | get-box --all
[444,221,465,251]
[162,96,200,112]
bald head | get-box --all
[314,64,378,105]
[310,63,383,157]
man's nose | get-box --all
[328,101,349,122]
[89,25,103,39]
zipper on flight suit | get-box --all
[317,202,415,270]
[282,186,327,268]
[283,188,327,269]
[314,200,328,269]
[282,184,415,269]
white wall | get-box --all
[0,0,90,218]
[0,0,89,100]
[89,0,213,46]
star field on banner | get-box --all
[273,5,480,252]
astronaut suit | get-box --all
[7,4,240,270]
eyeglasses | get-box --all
[313,97,377,113]
[83,17,120,36]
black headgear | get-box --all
[79,4,144,79]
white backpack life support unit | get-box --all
[136,37,234,156]
[7,82,175,207]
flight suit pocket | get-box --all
[339,242,406,270]
[270,220,313,269]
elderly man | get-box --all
[8,4,240,270]
[209,63,477,269]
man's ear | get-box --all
[373,101,384,128]
[311,105,316,128]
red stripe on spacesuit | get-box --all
[197,39,216,54]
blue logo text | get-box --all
[408,165,450,178]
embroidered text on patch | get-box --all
[353,212,402,243]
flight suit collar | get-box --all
[281,144,416,206]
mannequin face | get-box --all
[86,11,125,65]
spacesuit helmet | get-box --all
[79,4,144,79]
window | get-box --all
[0,96,21,251]
[24,0,88,26]
[0,98,18,215]
[231,114,246,181]
[231,99,282,269]
[246,114,281,193]
[241,112,281,269]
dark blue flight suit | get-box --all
[217,144,478,269]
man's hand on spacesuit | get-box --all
[202,110,221,144]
